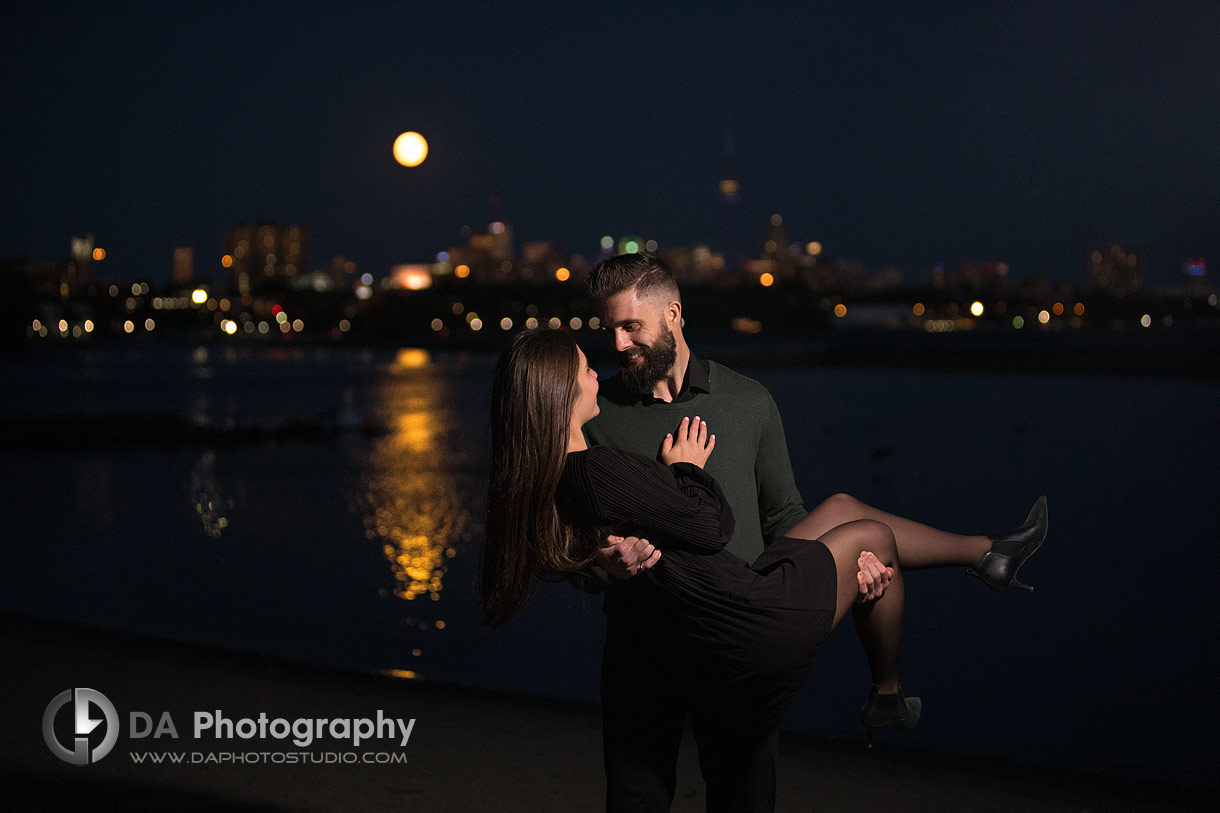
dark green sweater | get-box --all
[585,356,806,562]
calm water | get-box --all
[2,342,1217,787]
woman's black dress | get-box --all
[560,445,838,731]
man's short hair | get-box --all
[587,252,680,304]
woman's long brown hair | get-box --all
[481,329,596,626]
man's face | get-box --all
[598,287,678,395]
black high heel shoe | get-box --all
[860,685,921,747]
[967,495,1048,592]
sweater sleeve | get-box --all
[566,446,735,554]
[755,391,807,544]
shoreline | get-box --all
[2,612,1206,811]
[6,324,1220,379]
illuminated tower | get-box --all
[719,129,740,272]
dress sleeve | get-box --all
[572,447,735,554]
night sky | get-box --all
[3,1,1218,287]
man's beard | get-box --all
[618,324,677,395]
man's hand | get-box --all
[595,534,662,580]
[855,551,894,603]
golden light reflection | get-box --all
[394,412,434,453]
[354,361,478,606]
[384,534,445,600]
[391,348,430,371]
[382,669,420,680]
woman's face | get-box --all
[572,346,600,426]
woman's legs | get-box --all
[803,518,906,692]
[800,493,990,570]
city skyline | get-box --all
[3,2,1218,287]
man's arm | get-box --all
[755,393,807,543]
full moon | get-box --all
[393,131,428,167]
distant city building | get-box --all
[756,214,795,280]
[659,245,724,284]
[22,259,69,298]
[173,246,194,285]
[520,240,566,281]
[469,221,513,264]
[448,221,516,283]
[223,222,309,296]
[1184,257,1207,295]
[960,260,1010,291]
[1089,244,1142,294]
[925,262,947,290]
[329,256,356,291]
[70,233,94,265]
[66,233,95,284]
